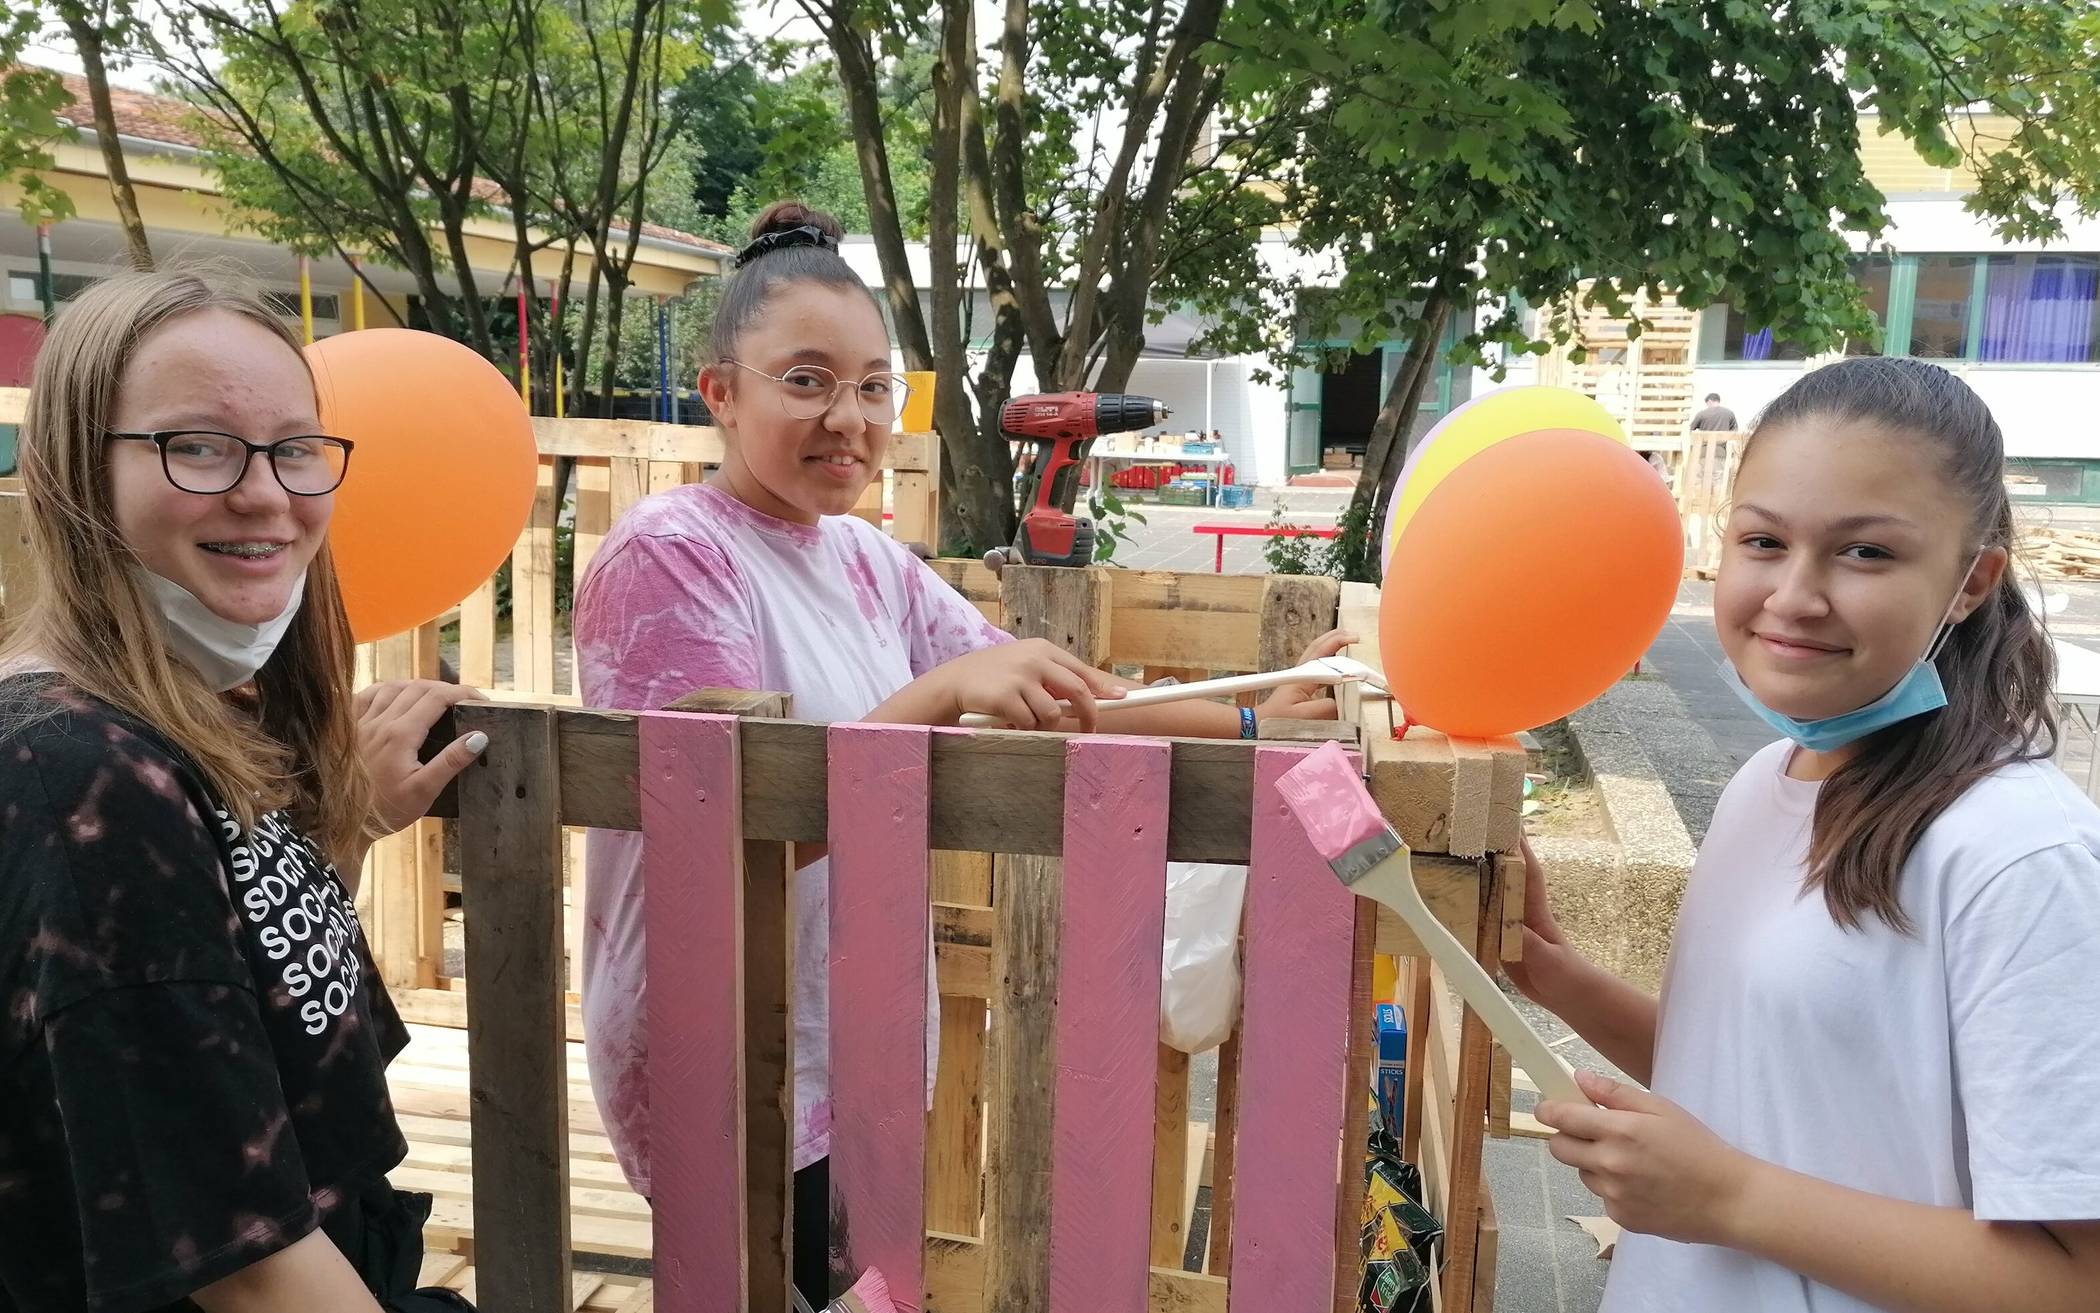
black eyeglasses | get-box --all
[106,429,354,496]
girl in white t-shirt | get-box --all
[573,200,1344,1305]
[1522,356,2100,1312]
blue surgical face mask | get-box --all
[1724,555,1979,754]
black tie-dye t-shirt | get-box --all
[0,675,410,1312]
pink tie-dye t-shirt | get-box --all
[573,481,1009,1191]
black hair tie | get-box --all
[734,224,840,269]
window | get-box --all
[263,290,341,322]
[1977,254,2100,363]
[7,269,100,307]
[1907,255,1980,358]
[1711,305,1809,362]
[1845,255,1895,356]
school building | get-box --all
[0,69,727,438]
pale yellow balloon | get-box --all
[1386,386,1625,556]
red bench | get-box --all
[1191,521,1339,573]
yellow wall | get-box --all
[1857,114,2020,196]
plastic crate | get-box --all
[1218,485,1254,509]
[1159,484,1208,507]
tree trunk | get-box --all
[1352,292,1452,579]
[63,13,153,272]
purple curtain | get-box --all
[1740,326,1775,361]
[1980,257,2100,362]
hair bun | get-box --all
[749,201,845,244]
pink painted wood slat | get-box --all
[640,711,747,1312]
[1047,737,1173,1313]
[826,723,933,1309]
[1229,745,1359,1312]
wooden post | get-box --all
[982,561,1109,1311]
[457,702,571,1311]
[0,490,28,632]
[1439,862,1504,1313]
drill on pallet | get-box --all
[1001,391,1171,568]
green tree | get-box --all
[48,0,156,269]
[1205,0,2100,579]
[0,19,73,230]
[801,0,1244,552]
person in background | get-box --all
[1690,392,1739,432]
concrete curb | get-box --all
[1541,681,1709,989]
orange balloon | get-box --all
[1381,428,1682,738]
[307,330,539,643]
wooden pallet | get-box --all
[388,1024,656,1263]
[414,1251,653,1311]
[2018,525,2100,580]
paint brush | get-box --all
[1274,741,1587,1107]
[958,655,1389,728]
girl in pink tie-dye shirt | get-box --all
[574,202,1345,1303]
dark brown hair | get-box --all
[1742,356,2057,932]
[707,202,876,366]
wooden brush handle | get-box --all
[1354,854,1588,1107]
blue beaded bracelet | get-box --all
[1239,706,1258,739]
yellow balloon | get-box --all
[1384,386,1625,559]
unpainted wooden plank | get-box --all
[520,457,561,695]
[1149,1045,1193,1270]
[745,827,795,1311]
[1401,958,1430,1168]
[1204,1032,1240,1276]
[640,710,749,1311]
[925,1233,1229,1313]
[1257,574,1341,674]
[1369,857,1484,958]
[926,996,987,1237]
[1001,564,1113,667]
[1229,745,1356,1313]
[1049,737,1171,1312]
[983,848,1063,1313]
[456,702,572,1311]
[459,574,498,691]
[610,456,652,523]
[1489,1043,1513,1140]
[1447,738,1497,858]
[827,723,933,1302]
[1439,877,1503,1313]
[1368,730,1458,854]
[0,492,31,631]
[893,469,938,548]
[931,850,993,907]
[1332,903,1379,1313]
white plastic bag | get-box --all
[1158,861,1248,1054]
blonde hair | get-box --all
[0,270,373,862]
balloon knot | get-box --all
[1393,715,1416,741]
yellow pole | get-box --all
[351,258,365,331]
[298,255,315,344]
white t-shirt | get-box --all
[571,483,1011,1191]
[1604,741,2100,1312]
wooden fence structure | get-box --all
[1532,289,1700,457]
[414,563,1525,1313]
[1675,428,1746,579]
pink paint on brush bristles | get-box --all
[1274,741,1391,861]
[841,1267,897,1313]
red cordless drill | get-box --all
[1002,391,1171,567]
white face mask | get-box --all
[134,567,306,692]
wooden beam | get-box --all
[457,702,571,1312]
[419,706,1523,863]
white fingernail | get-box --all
[465,731,489,755]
